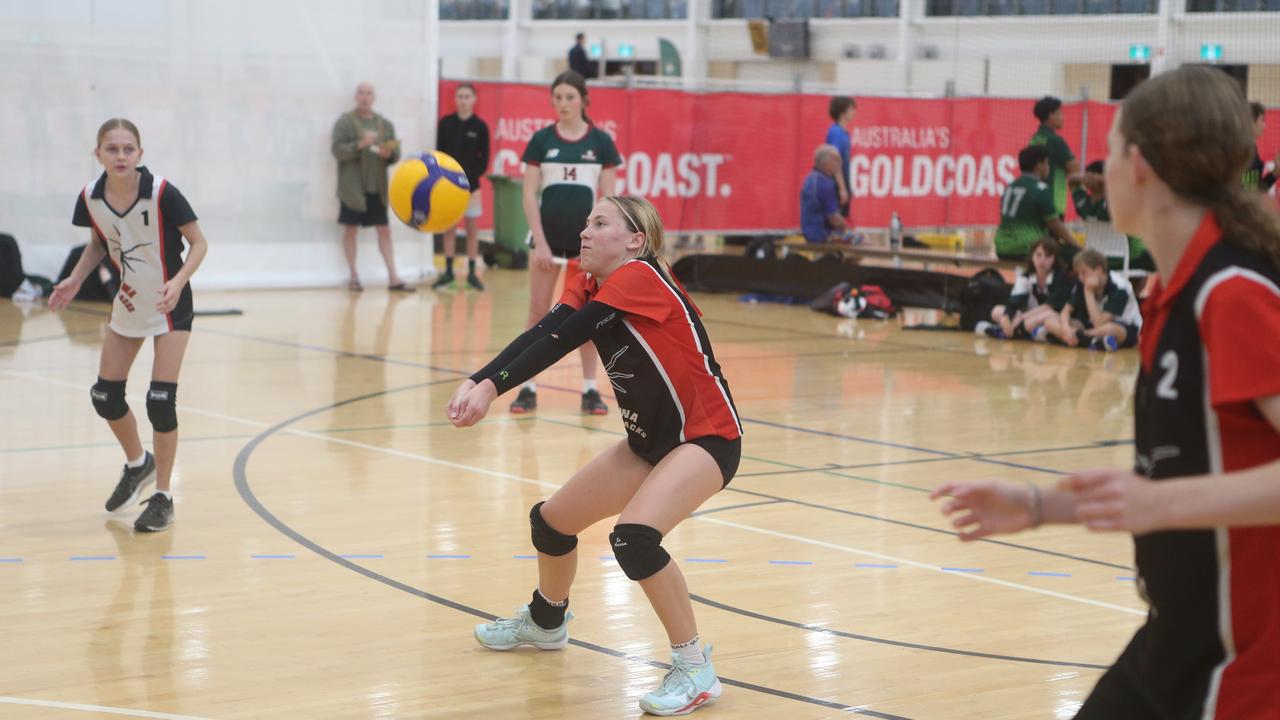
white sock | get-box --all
[582,378,598,393]
[156,490,172,500]
[671,635,705,666]
[126,452,147,468]
[523,381,537,393]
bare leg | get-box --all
[464,216,480,263]
[375,224,402,286]
[617,445,724,644]
[341,225,360,285]
[535,440,654,601]
[98,330,146,461]
[149,331,191,493]
[442,228,458,260]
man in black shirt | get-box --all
[434,84,491,290]
[568,33,595,79]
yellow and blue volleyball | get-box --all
[389,151,471,233]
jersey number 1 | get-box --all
[141,210,150,226]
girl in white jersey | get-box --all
[49,118,209,532]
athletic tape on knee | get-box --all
[529,502,577,556]
[145,381,179,433]
[90,378,129,421]
[609,523,670,581]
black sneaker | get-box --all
[432,270,456,289]
[105,452,156,512]
[134,493,174,532]
[581,389,609,415]
[509,387,537,414]
[466,273,485,291]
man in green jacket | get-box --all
[332,82,410,291]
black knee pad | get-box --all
[530,502,578,556]
[145,381,178,432]
[610,523,670,581]
[90,378,129,421]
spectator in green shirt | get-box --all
[994,146,1077,261]
[1030,96,1082,218]
[1072,160,1155,272]
[331,82,409,292]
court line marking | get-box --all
[9,369,1140,613]
[228,381,912,719]
[697,517,1143,616]
[0,696,216,719]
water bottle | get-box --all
[889,212,903,251]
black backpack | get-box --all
[58,244,120,301]
[959,267,1010,330]
[0,234,24,298]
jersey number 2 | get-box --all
[141,210,150,226]
[1156,351,1178,400]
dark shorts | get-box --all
[339,193,389,227]
[1075,622,1223,720]
[629,435,742,488]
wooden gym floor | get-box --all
[0,269,1144,719]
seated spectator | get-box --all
[995,146,1077,263]
[977,237,1072,339]
[1034,248,1142,351]
[800,144,859,244]
[1072,160,1155,272]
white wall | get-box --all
[0,0,437,288]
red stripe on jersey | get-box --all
[1196,268,1280,718]
[155,179,173,331]
[623,262,741,441]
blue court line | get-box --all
[599,555,616,561]
[427,554,471,559]
[1028,571,1072,577]
[856,563,898,569]
[0,558,23,563]
[339,554,384,559]
[941,567,985,573]
[686,558,729,563]
[69,556,115,561]
[161,555,206,560]
[1116,576,1136,581]
[769,560,814,566]
[513,554,537,560]
[251,554,296,559]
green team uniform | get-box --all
[1072,187,1154,270]
[1029,124,1075,217]
[522,125,622,256]
[994,174,1057,259]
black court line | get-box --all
[734,439,1136,479]
[703,316,980,357]
[690,594,1109,671]
[56,304,1115,566]
[720,486,1133,572]
[0,329,103,348]
[691,499,785,517]
[233,382,912,720]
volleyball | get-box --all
[389,151,471,233]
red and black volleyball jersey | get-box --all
[72,167,197,337]
[1131,212,1280,717]
[561,258,742,454]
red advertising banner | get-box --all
[438,80,1273,234]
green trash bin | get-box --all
[489,174,530,269]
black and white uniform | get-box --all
[72,167,197,337]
